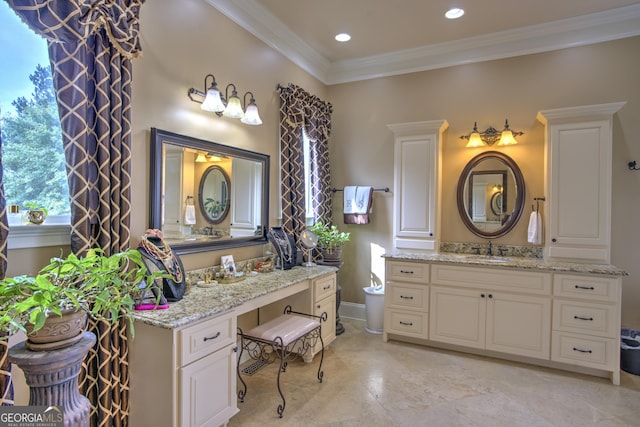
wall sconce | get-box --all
[460,119,523,147]
[187,74,262,126]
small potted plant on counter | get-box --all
[0,249,165,350]
[310,221,350,263]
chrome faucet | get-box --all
[487,241,493,256]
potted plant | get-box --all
[0,248,166,350]
[22,202,49,224]
[310,221,350,262]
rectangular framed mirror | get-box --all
[149,128,270,254]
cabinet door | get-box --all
[179,345,238,427]
[429,286,485,349]
[486,292,551,360]
[547,120,611,262]
[313,294,336,356]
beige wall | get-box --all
[6,1,639,329]
[328,37,640,329]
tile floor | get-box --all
[229,318,640,426]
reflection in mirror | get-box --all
[150,128,270,254]
[199,165,230,224]
[457,151,525,239]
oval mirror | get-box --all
[456,151,525,239]
[199,165,230,224]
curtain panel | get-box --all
[5,1,144,424]
[0,118,13,407]
[278,84,333,242]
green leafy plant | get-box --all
[204,198,224,217]
[310,221,350,253]
[0,249,168,340]
[23,202,49,216]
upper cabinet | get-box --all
[537,102,625,263]
[387,120,448,251]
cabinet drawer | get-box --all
[551,331,617,370]
[178,312,236,367]
[386,282,428,311]
[431,265,551,295]
[313,274,336,302]
[553,274,620,303]
[553,300,617,337]
[384,309,428,339]
[387,261,428,283]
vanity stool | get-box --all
[237,306,327,418]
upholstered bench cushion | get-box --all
[245,315,320,347]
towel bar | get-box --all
[331,187,389,193]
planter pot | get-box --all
[320,247,342,263]
[25,210,46,224]
[25,309,88,351]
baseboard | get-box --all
[339,302,365,321]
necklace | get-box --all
[271,229,292,263]
[140,236,183,282]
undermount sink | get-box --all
[465,255,511,263]
[484,258,510,263]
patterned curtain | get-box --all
[278,84,333,241]
[6,1,143,425]
[0,113,13,407]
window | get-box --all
[0,3,71,248]
[302,130,315,223]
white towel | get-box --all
[344,186,373,224]
[343,186,357,214]
[184,205,196,225]
[527,211,542,244]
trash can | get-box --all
[621,328,640,375]
[363,286,384,334]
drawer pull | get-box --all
[572,347,593,354]
[323,285,332,290]
[400,295,414,300]
[400,270,414,274]
[203,331,221,342]
[399,321,413,326]
[575,285,595,291]
[574,315,594,321]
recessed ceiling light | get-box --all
[445,8,464,19]
[335,33,351,42]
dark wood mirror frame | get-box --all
[150,128,270,255]
[456,151,526,239]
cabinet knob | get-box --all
[480,293,485,298]
[317,304,321,309]
[552,238,557,243]
[488,294,493,299]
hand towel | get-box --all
[344,186,373,224]
[184,205,196,225]
[527,211,542,244]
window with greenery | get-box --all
[0,3,70,222]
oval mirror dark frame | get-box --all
[150,128,270,255]
[456,151,526,239]
[198,165,231,224]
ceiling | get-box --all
[206,0,640,85]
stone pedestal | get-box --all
[317,260,345,335]
[8,332,96,427]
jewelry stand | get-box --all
[9,332,96,427]
[317,260,345,335]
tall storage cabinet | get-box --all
[386,120,448,251]
[537,102,625,263]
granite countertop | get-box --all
[131,265,337,330]
[382,251,628,276]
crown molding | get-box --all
[206,1,640,85]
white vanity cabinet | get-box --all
[387,120,448,251]
[551,273,622,384]
[429,265,552,360]
[130,311,238,427]
[383,261,429,341]
[537,102,625,263]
